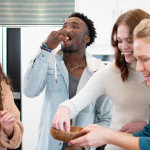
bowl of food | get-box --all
[50,126,86,142]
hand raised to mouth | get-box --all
[44,28,73,50]
[59,35,69,42]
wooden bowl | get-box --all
[50,126,86,142]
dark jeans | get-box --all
[62,143,105,150]
[96,145,106,150]
[62,142,68,150]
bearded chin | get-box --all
[61,44,74,53]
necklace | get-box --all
[68,59,86,73]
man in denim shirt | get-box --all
[23,12,112,150]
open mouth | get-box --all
[59,33,72,42]
[62,34,73,47]
[144,75,150,82]
[142,75,150,86]
[123,51,133,55]
[65,33,72,42]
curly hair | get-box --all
[0,64,12,110]
[111,9,150,81]
[69,12,97,47]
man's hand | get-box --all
[44,28,72,50]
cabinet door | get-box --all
[0,27,2,65]
[118,0,150,15]
[75,0,117,55]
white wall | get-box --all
[0,27,2,64]
[75,0,117,55]
[75,0,150,55]
[0,27,7,73]
[21,26,61,150]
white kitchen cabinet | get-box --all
[75,0,150,57]
[118,0,150,15]
[0,27,7,72]
[0,27,2,64]
[75,0,117,56]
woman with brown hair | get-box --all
[53,9,150,150]
[111,9,149,82]
[0,64,24,149]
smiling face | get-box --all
[61,17,90,53]
[117,24,136,63]
[134,38,150,86]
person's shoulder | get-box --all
[96,61,120,75]
[102,61,115,70]
[1,79,11,93]
[106,62,120,73]
[1,80,13,106]
[87,53,102,62]
[86,53,103,67]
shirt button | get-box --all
[42,54,44,57]
[59,143,62,145]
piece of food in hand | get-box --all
[59,35,65,38]
[59,35,69,41]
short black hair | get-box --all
[69,12,97,47]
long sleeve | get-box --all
[0,81,24,149]
[138,137,150,150]
[23,49,51,97]
[133,121,150,137]
[133,120,150,150]
[59,66,107,118]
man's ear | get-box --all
[84,35,90,44]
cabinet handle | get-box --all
[120,10,123,15]
[113,10,115,18]
[112,10,117,23]
[13,92,21,100]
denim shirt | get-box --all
[23,49,112,150]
